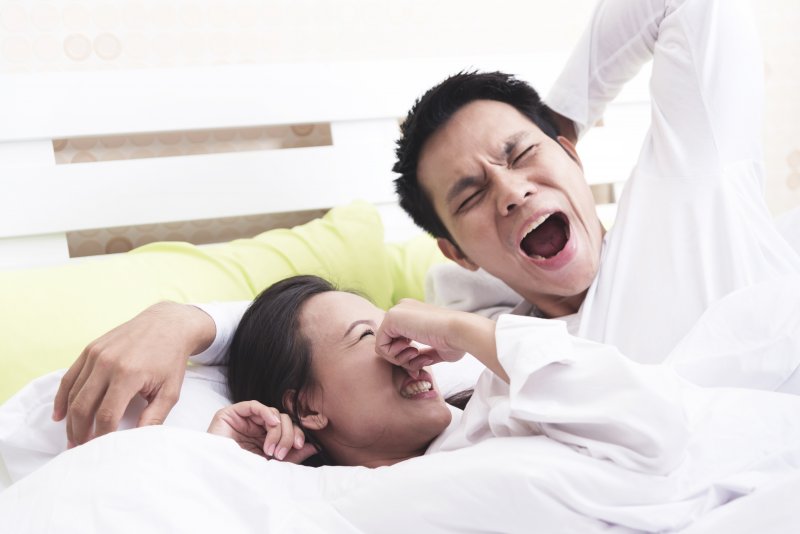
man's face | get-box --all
[417,100,604,315]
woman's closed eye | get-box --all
[359,329,375,341]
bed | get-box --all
[0,49,650,399]
[3,37,800,533]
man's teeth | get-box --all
[523,213,552,236]
[401,380,433,398]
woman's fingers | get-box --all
[406,347,443,373]
[274,413,296,460]
[284,442,317,464]
[393,346,420,366]
[236,399,279,426]
[209,400,312,463]
[376,335,413,361]
[375,299,470,365]
[262,407,284,457]
[293,426,305,450]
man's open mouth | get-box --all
[520,212,570,259]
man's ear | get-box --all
[283,389,329,431]
[556,135,583,171]
[437,237,479,272]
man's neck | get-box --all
[532,290,587,319]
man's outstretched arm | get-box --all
[53,300,248,446]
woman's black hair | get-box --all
[227,275,336,466]
[227,274,473,466]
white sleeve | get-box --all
[479,315,689,474]
[187,301,250,366]
[548,0,764,178]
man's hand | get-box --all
[52,301,216,447]
[208,401,317,463]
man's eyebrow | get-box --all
[503,131,527,157]
[342,319,376,340]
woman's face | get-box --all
[299,291,452,467]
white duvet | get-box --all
[1,424,799,534]
[3,277,800,533]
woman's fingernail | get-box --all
[266,443,276,457]
[420,358,435,367]
[294,435,304,449]
[276,447,288,460]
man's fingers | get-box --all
[66,372,108,446]
[65,358,96,416]
[136,387,180,427]
[94,378,143,437]
[53,353,87,421]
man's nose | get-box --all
[493,170,536,216]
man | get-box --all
[54,0,800,446]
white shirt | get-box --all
[423,313,800,531]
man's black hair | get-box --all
[393,71,559,242]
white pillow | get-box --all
[0,365,230,490]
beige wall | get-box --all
[1,0,798,216]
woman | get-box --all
[207,275,800,484]
[209,275,457,467]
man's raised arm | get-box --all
[547,0,764,176]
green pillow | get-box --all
[386,234,448,302]
[0,200,417,403]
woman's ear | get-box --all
[283,389,329,431]
[299,412,328,431]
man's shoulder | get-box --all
[425,264,523,319]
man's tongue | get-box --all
[521,216,568,258]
